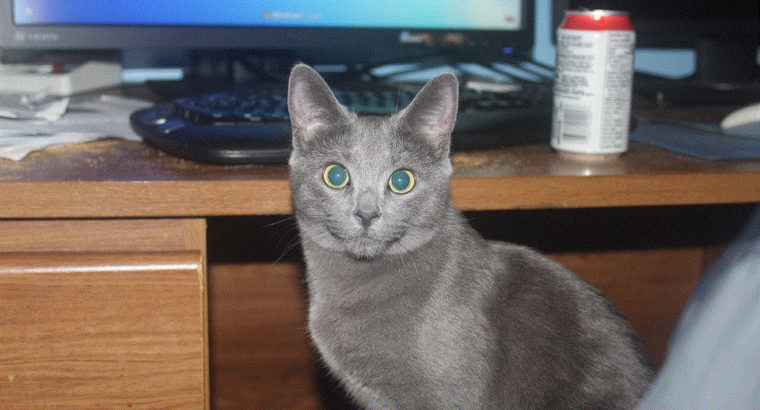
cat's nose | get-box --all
[354,210,380,230]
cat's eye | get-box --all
[323,164,349,189]
[389,169,415,194]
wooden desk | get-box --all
[1,139,759,217]
[1,138,759,408]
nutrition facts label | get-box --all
[552,27,635,154]
[602,31,635,148]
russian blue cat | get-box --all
[287,63,653,409]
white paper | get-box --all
[0,95,152,161]
[0,92,69,121]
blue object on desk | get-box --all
[637,205,760,409]
[630,123,760,160]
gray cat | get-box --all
[287,63,654,409]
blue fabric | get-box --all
[637,205,760,409]
[631,123,760,160]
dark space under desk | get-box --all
[1,137,760,408]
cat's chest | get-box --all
[308,281,493,408]
[306,262,434,369]
[309,295,426,390]
[309,288,422,359]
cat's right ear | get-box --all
[395,72,458,159]
[288,64,350,149]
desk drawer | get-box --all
[0,251,206,408]
[0,218,208,408]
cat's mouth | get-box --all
[325,225,402,261]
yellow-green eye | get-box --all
[389,169,415,194]
[323,164,349,189]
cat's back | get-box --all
[481,240,654,407]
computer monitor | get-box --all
[0,0,535,69]
[553,0,760,104]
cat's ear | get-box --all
[288,64,350,148]
[396,72,458,158]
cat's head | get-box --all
[287,64,458,261]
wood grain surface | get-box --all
[209,263,322,409]
[0,218,209,408]
[1,140,759,217]
[0,218,207,253]
[0,251,206,408]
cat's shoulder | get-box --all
[485,239,595,300]
[487,240,565,276]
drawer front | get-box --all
[0,251,206,408]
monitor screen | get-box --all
[13,1,522,30]
[1,0,533,56]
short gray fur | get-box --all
[287,63,654,409]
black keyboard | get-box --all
[130,81,551,164]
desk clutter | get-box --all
[0,79,757,163]
[0,94,150,161]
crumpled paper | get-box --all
[0,94,151,161]
[0,92,70,121]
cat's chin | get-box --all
[321,224,408,261]
[344,235,390,261]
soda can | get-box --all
[551,10,635,158]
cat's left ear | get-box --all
[288,64,351,149]
[396,72,458,158]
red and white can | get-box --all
[551,10,635,158]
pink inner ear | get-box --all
[418,83,458,137]
[417,111,449,137]
[302,111,330,136]
[290,82,326,139]
[288,66,350,143]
